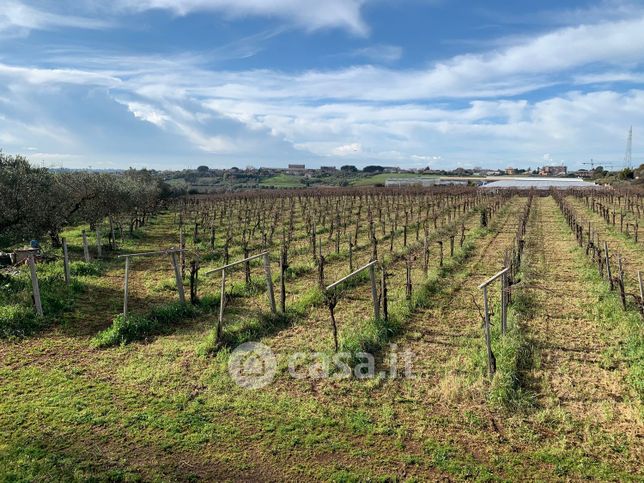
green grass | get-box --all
[0,261,85,338]
[574,249,644,401]
[92,302,198,348]
[2,195,642,481]
[0,304,43,338]
[423,439,494,480]
[259,174,305,188]
[488,300,536,411]
[339,222,492,357]
[69,260,104,277]
[197,286,325,355]
[351,173,438,186]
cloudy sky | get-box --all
[0,0,642,169]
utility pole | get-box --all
[625,126,633,169]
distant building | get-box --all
[539,165,567,176]
[505,167,516,175]
[382,166,401,173]
[320,166,337,173]
[574,169,593,178]
[288,164,306,174]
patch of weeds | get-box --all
[0,261,85,338]
[0,304,43,338]
[196,286,324,355]
[92,302,197,348]
[69,261,104,276]
[147,277,178,293]
[91,313,158,348]
[574,251,644,401]
[533,446,625,480]
[488,312,536,411]
[423,439,494,480]
[339,227,487,357]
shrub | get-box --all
[92,302,198,348]
[91,313,157,348]
[70,261,103,276]
[0,304,42,338]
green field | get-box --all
[259,173,306,187]
[351,172,439,186]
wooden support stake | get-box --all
[171,252,186,304]
[28,254,43,316]
[369,263,380,321]
[482,285,495,377]
[123,256,130,317]
[62,237,71,287]
[263,253,276,313]
[423,233,429,276]
[618,257,626,310]
[501,272,507,335]
[279,248,287,313]
[217,270,227,342]
[95,226,102,258]
[82,230,90,262]
[179,227,186,279]
[381,267,388,322]
[604,242,613,290]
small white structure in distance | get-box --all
[385,177,469,187]
[480,177,595,189]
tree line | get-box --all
[0,152,174,249]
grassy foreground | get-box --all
[0,195,642,481]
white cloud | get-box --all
[0,63,120,86]
[346,44,403,63]
[0,1,111,35]
[112,0,369,35]
[1,0,369,37]
[332,143,362,156]
[120,100,169,127]
[2,7,644,166]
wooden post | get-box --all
[62,237,71,287]
[501,272,507,335]
[95,226,102,258]
[482,285,495,377]
[604,242,613,290]
[405,257,412,300]
[369,263,380,320]
[179,228,186,279]
[28,254,43,316]
[123,256,130,317]
[381,266,388,321]
[189,260,199,305]
[170,252,186,304]
[618,256,626,310]
[423,233,429,276]
[328,298,339,352]
[263,253,276,313]
[279,247,287,313]
[82,230,90,262]
[217,270,226,341]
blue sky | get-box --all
[0,0,643,170]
